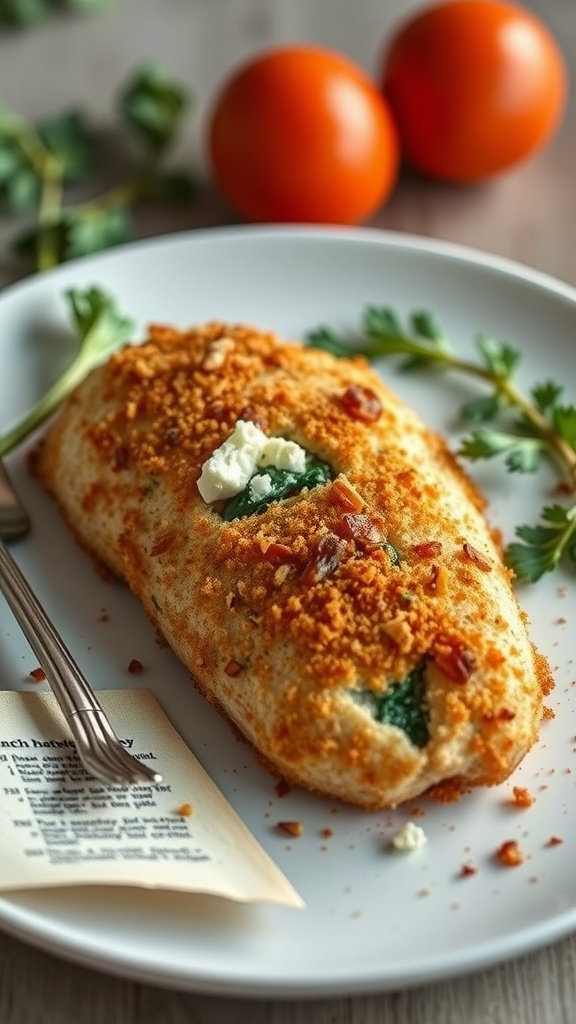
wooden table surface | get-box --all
[0,1,575,1021]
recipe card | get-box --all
[0,688,304,908]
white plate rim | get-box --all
[1,224,576,998]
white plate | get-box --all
[1,226,576,998]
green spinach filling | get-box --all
[222,454,333,521]
[356,663,429,748]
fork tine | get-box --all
[73,710,162,784]
[0,461,163,787]
[66,710,144,785]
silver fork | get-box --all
[0,459,162,786]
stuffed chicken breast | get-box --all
[37,321,553,809]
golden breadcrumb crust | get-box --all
[37,322,553,809]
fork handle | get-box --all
[0,536,109,722]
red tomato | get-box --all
[207,46,399,224]
[380,0,568,182]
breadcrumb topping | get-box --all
[38,321,555,809]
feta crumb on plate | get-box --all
[390,821,428,852]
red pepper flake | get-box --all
[300,533,345,585]
[128,659,144,674]
[484,707,517,723]
[150,531,176,557]
[512,786,534,809]
[206,401,229,423]
[112,445,130,471]
[463,542,492,572]
[335,512,384,549]
[239,405,268,431]
[496,839,525,867]
[412,541,442,559]
[339,385,382,423]
[547,836,564,847]
[28,667,46,682]
[330,478,364,512]
[263,542,296,565]
[276,820,304,837]
[434,642,477,684]
[460,863,477,878]
[224,659,243,677]
[275,778,291,798]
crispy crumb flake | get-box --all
[224,659,243,677]
[496,839,525,867]
[176,802,193,817]
[276,820,304,837]
[512,786,534,809]
[460,863,477,878]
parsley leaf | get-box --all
[0,0,104,25]
[308,326,364,358]
[37,110,93,184]
[460,394,504,425]
[552,406,576,452]
[2,64,195,272]
[475,334,520,379]
[506,505,576,582]
[531,381,564,416]
[363,305,450,370]
[458,428,545,473]
[119,64,190,153]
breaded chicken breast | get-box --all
[37,322,553,809]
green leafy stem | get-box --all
[0,287,134,456]
[0,64,195,272]
[309,308,576,583]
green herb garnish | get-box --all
[0,64,194,272]
[222,455,333,521]
[309,308,576,583]
[0,286,134,455]
[0,0,105,27]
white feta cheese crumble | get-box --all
[197,420,308,504]
[259,436,306,474]
[390,821,428,853]
[249,473,272,500]
[197,420,268,503]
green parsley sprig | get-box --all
[308,307,576,583]
[0,64,195,271]
[0,286,134,456]
[0,0,105,28]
